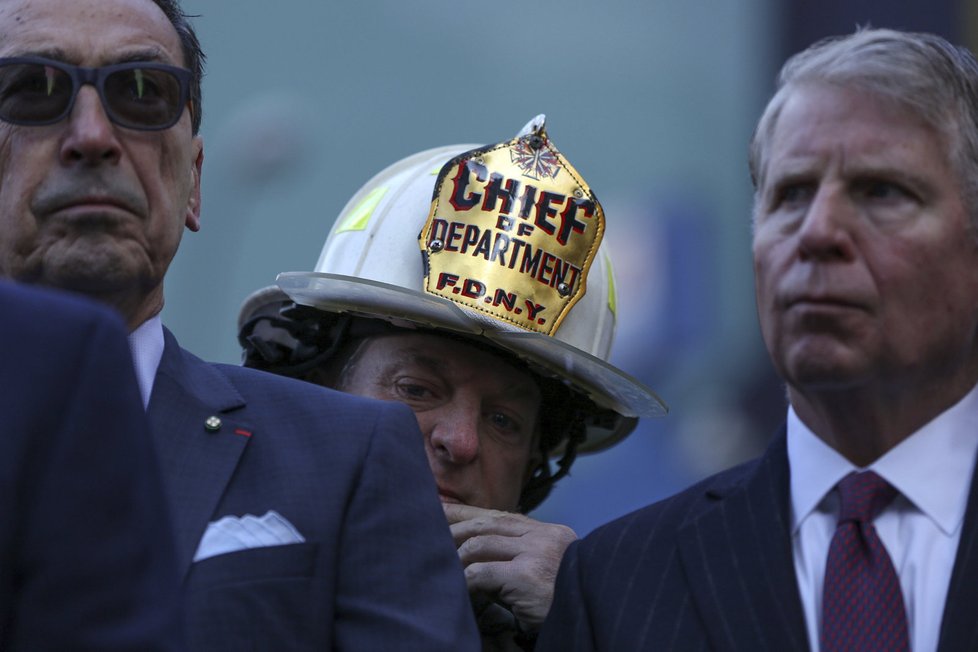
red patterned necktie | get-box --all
[821,471,910,652]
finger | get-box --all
[449,511,533,544]
[457,534,523,565]
[442,502,497,524]
[462,560,514,597]
[463,560,552,625]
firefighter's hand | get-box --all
[444,502,577,629]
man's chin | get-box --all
[784,359,872,392]
[39,244,146,292]
[45,267,133,296]
[777,338,873,387]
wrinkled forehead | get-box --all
[753,80,955,190]
[0,0,183,67]
[362,331,544,399]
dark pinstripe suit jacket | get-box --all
[537,429,978,651]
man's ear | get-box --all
[185,136,203,232]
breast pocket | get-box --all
[186,542,329,650]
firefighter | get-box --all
[238,116,666,650]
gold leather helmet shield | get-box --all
[419,120,604,336]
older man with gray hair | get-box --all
[538,28,978,651]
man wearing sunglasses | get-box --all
[0,0,479,650]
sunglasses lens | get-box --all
[104,67,184,128]
[0,62,73,125]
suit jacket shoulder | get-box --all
[539,431,808,652]
[541,422,978,652]
[0,283,183,651]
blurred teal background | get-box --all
[166,0,966,534]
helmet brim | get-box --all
[238,272,668,457]
[276,271,667,452]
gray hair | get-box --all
[748,28,978,226]
[150,0,205,134]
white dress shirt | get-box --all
[126,314,165,409]
[788,383,978,652]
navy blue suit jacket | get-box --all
[538,429,978,651]
[150,328,479,650]
[0,282,184,651]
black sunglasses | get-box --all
[0,56,192,131]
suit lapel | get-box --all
[677,430,810,651]
[937,444,978,651]
[148,329,253,580]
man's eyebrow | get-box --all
[381,350,448,376]
[844,163,930,187]
[8,46,172,66]
[380,346,541,400]
[114,48,171,65]
[9,46,68,60]
[765,158,815,183]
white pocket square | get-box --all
[193,510,305,562]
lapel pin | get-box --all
[204,416,222,432]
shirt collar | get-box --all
[787,409,852,535]
[788,382,978,537]
[126,314,164,409]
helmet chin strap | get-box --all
[517,406,587,514]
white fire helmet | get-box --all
[239,115,666,455]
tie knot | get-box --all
[836,471,897,524]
